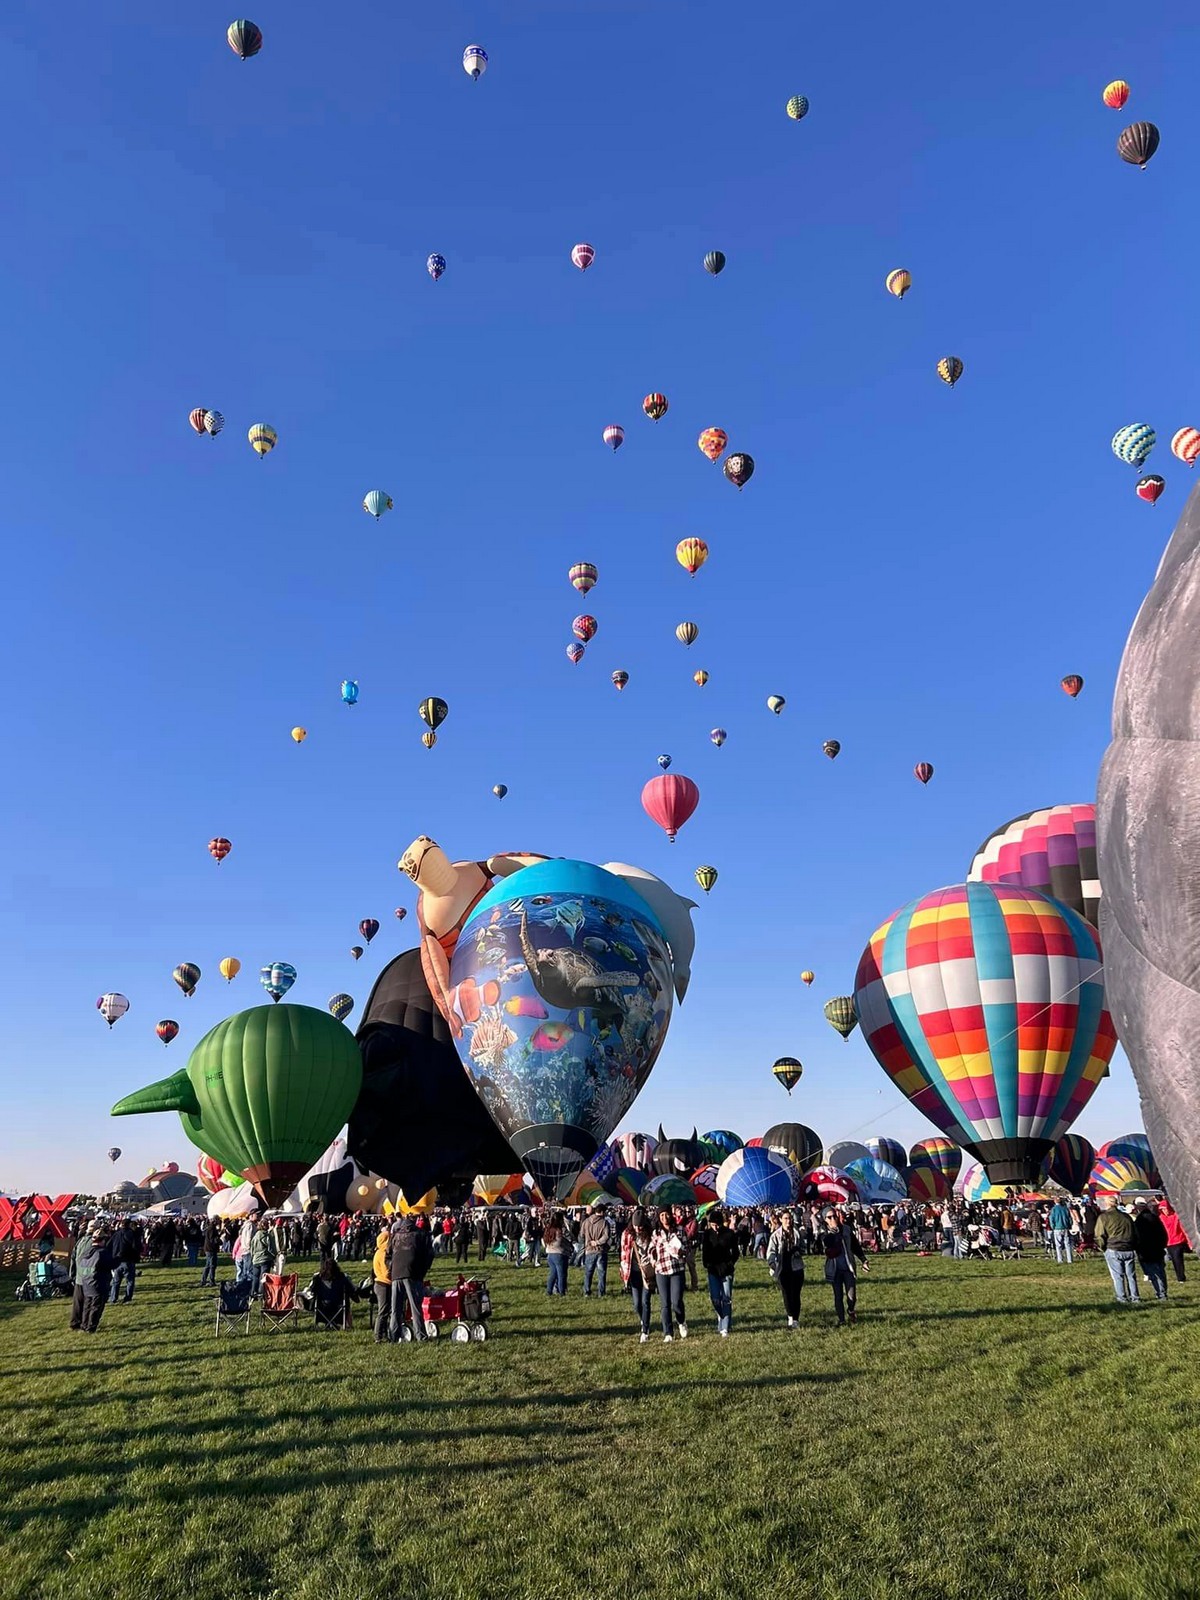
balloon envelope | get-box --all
[716,1146,797,1207]
[908,1136,962,1185]
[968,804,1099,926]
[1045,1132,1095,1193]
[762,1122,822,1173]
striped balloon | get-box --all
[569,562,597,594]
[1098,1132,1161,1187]
[1171,427,1200,467]
[968,804,1099,926]
[885,268,911,299]
[1112,423,1155,468]
[1046,1132,1095,1193]
[865,1136,907,1170]
[957,1160,1006,1203]
[715,1146,796,1207]
[1089,1154,1154,1193]
[904,1164,950,1203]
[908,1136,962,1186]
[854,882,1117,1184]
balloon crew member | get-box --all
[766,1213,806,1328]
[821,1210,868,1326]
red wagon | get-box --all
[419,1276,492,1342]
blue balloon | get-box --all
[865,1136,906,1171]
[716,1145,797,1207]
[260,962,297,1003]
[702,1129,744,1160]
[844,1156,907,1202]
[448,860,675,1200]
[341,679,360,706]
[427,253,446,281]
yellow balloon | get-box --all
[675,537,709,576]
[291,727,307,744]
[218,957,241,983]
[885,268,911,299]
[247,422,277,457]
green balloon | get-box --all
[111,1005,362,1207]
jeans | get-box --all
[776,1268,803,1320]
[390,1278,427,1340]
[546,1253,568,1296]
[1141,1260,1168,1300]
[655,1271,685,1336]
[108,1262,136,1303]
[200,1251,218,1286]
[707,1272,733,1333]
[829,1263,857,1323]
[185,1242,199,1267]
[1052,1229,1074,1264]
[1167,1244,1187,1282]
[248,1263,265,1298]
[374,1281,392,1340]
[583,1249,608,1296]
[1105,1249,1140,1302]
[629,1276,652,1335]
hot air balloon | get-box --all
[914,762,934,784]
[421,732,437,750]
[1103,80,1130,110]
[203,410,224,436]
[785,95,809,120]
[710,728,727,747]
[1046,1132,1095,1193]
[905,1164,950,1202]
[566,643,585,665]
[359,919,379,945]
[572,615,597,643]
[724,453,754,489]
[1112,424,1156,468]
[97,993,129,1028]
[419,697,448,732]
[643,393,668,421]
[208,836,232,865]
[219,957,241,983]
[845,1157,908,1203]
[885,269,911,299]
[426,253,446,282]
[675,537,708,576]
[908,1136,962,1186]
[1117,121,1159,168]
[228,20,263,59]
[1061,675,1084,699]
[363,490,394,519]
[657,754,672,770]
[571,242,595,271]
[107,1147,121,1163]
[291,727,307,743]
[936,357,963,388]
[611,671,629,691]
[676,621,698,646]
[694,865,718,894]
[341,679,359,706]
[767,695,785,714]
[156,1020,179,1047]
[641,774,700,842]
[1171,428,1200,467]
[717,1146,796,1206]
[652,1129,707,1177]
[772,1056,803,1094]
[865,1136,907,1171]
[762,1122,822,1174]
[112,1004,363,1208]
[703,251,726,275]
[1099,1132,1161,1187]
[394,907,407,920]
[173,964,201,999]
[247,423,276,457]
[693,670,709,687]
[569,562,597,594]
[1089,1154,1154,1194]
[967,804,1099,926]
[445,860,678,1199]
[463,45,487,79]
[602,425,624,452]
[188,408,207,434]
[329,993,354,1023]
[698,428,727,463]
[493,784,508,798]
[854,882,1117,1184]
[800,970,814,986]
[350,946,364,961]
[1136,475,1166,504]
[259,962,296,1003]
[823,740,841,759]
[824,996,858,1040]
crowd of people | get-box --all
[56,1187,1191,1339]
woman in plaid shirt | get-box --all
[648,1210,688,1341]
[619,1214,656,1341]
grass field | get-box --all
[4,1247,1198,1600]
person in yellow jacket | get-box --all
[372,1228,393,1343]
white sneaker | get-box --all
[787,1317,795,1328]
[719,1328,729,1338]
[663,1334,673,1343]
[639,1332,649,1343]
[678,1323,688,1339]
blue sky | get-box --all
[2,1,1192,1194]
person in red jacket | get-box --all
[1159,1199,1191,1283]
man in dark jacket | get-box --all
[1132,1200,1169,1301]
[700,1208,740,1336]
[200,1218,221,1286]
[70,1225,115,1332]
[475,1212,490,1262]
[1095,1198,1139,1304]
[455,1213,472,1264]
[107,1222,140,1304]
[580,1204,610,1296]
[821,1211,869,1326]
[389,1221,434,1341]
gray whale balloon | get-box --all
[1097,482,1200,1238]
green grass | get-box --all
[4,1249,1198,1600]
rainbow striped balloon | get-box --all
[908,1135,962,1186]
[1088,1154,1154,1194]
[854,882,1117,1184]
[1046,1132,1095,1193]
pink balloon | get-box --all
[641,774,700,842]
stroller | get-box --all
[420,1276,493,1342]
[14,1259,69,1301]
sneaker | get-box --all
[678,1322,688,1339]
[663,1334,673,1343]
[719,1328,729,1338]
[786,1316,796,1328]
[639,1332,649,1343]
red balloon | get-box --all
[208,836,232,863]
[359,918,380,943]
[914,763,934,785]
[641,774,700,842]
[156,1019,179,1046]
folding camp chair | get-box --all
[215,1279,253,1336]
[313,1295,352,1332]
[260,1272,299,1332]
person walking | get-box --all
[107,1221,139,1304]
[1132,1200,1169,1302]
[1048,1198,1074,1264]
[700,1207,739,1336]
[619,1214,655,1342]
[1160,1199,1190,1283]
[200,1217,220,1286]
[454,1213,472,1264]
[821,1210,868,1325]
[766,1213,806,1328]
[1096,1198,1140,1305]
[648,1210,687,1341]
[543,1213,569,1296]
[581,1203,610,1297]
[475,1211,490,1263]
[70,1224,115,1334]
[371,1224,393,1341]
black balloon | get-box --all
[1117,121,1160,168]
[652,1126,706,1176]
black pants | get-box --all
[777,1269,803,1319]
[829,1264,857,1323]
[477,1241,488,1261]
[1167,1244,1187,1282]
[70,1286,105,1332]
[373,1281,391,1341]
[456,1239,469,1263]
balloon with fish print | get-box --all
[446,859,680,1201]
